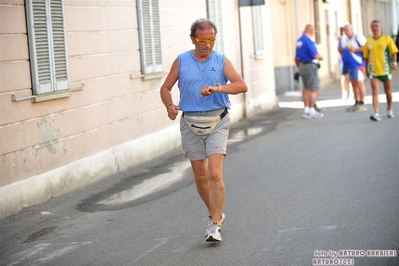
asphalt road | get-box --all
[1,77,398,266]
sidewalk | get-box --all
[277,73,399,112]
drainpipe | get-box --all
[284,1,294,91]
[392,0,398,36]
[294,0,299,39]
[238,5,247,118]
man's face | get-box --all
[308,26,315,37]
[191,27,216,58]
[343,26,353,38]
[370,22,381,36]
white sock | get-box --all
[309,107,316,115]
[304,107,310,114]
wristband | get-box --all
[392,62,397,65]
[166,103,173,110]
[216,83,222,93]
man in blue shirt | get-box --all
[295,24,324,119]
[160,18,247,242]
[338,24,367,112]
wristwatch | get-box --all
[392,61,398,65]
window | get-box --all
[313,0,321,44]
[25,0,69,95]
[137,0,163,75]
[207,0,224,53]
[252,5,265,58]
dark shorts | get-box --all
[299,62,321,91]
[370,74,392,82]
[340,61,348,75]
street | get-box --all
[1,76,398,266]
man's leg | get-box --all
[383,80,393,110]
[301,88,312,118]
[354,67,366,102]
[352,80,360,103]
[341,74,349,99]
[191,159,211,214]
[351,80,367,112]
[370,78,380,113]
[303,88,310,107]
[307,90,323,119]
[190,150,225,225]
[207,154,225,225]
[346,73,358,112]
[358,81,366,103]
[308,90,318,108]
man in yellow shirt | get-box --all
[364,20,398,121]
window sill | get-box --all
[11,84,84,103]
[32,91,70,103]
[142,73,164,80]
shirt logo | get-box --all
[296,41,303,48]
[210,67,216,71]
[368,43,373,50]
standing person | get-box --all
[363,20,398,121]
[338,28,352,100]
[396,27,399,57]
[339,52,352,100]
[160,18,247,242]
[295,24,324,119]
[338,24,368,112]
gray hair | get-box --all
[190,18,218,37]
[343,23,353,29]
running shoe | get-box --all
[205,223,222,242]
[314,104,326,112]
[346,103,357,112]
[206,212,225,236]
[302,112,311,119]
[370,113,381,122]
[310,111,324,119]
[387,109,394,118]
[354,104,367,112]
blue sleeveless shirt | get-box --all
[178,50,230,112]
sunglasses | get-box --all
[193,36,216,45]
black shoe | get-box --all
[314,104,325,112]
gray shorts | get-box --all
[299,63,321,91]
[180,109,230,161]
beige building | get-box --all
[360,0,399,38]
[0,0,278,219]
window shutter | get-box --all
[137,0,163,74]
[252,5,265,58]
[26,0,69,95]
[50,0,69,91]
[207,0,224,53]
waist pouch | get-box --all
[183,108,228,136]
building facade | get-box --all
[0,0,277,218]
[360,0,399,38]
